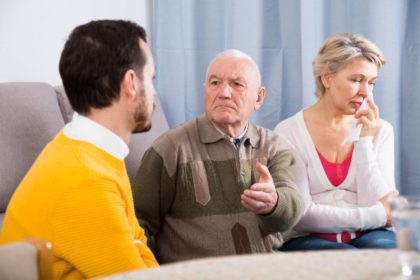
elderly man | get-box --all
[133,49,303,263]
[0,20,158,279]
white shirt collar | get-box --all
[63,112,129,160]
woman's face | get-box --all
[323,57,378,115]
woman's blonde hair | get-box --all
[313,33,386,98]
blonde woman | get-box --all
[275,33,397,250]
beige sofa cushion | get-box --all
[0,82,65,213]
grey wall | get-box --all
[0,0,152,85]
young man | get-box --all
[0,20,158,279]
[133,49,303,263]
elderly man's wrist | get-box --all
[260,192,279,216]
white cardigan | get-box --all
[274,111,396,234]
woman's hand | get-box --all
[379,190,399,227]
[357,95,381,137]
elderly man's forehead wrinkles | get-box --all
[207,72,247,83]
[205,49,262,85]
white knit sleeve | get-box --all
[354,121,396,207]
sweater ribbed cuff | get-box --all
[257,187,302,234]
[359,202,386,230]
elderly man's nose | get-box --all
[219,83,232,98]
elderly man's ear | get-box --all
[254,87,266,111]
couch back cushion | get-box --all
[53,86,170,182]
[0,83,65,212]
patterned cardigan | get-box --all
[133,114,303,263]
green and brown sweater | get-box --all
[133,115,302,263]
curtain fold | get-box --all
[152,0,419,194]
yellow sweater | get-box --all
[0,131,158,279]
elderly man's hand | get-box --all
[241,162,278,215]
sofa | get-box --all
[0,82,169,229]
[0,83,402,280]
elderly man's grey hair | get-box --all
[205,49,262,86]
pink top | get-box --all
[313,147,359,243]
[316,147,353,187]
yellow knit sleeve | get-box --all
[51,179,157,278]
[134,223,157,267]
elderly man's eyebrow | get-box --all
[230,77,246,82]
[207,74,220,80]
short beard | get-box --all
[133,119,152,133]
[132,88,154,134]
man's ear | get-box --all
[254,86,266,111]
[121,69,137,99]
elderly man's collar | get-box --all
[197,115,259,148]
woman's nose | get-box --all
[359,82,371,96]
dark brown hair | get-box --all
[59,20,147,114]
